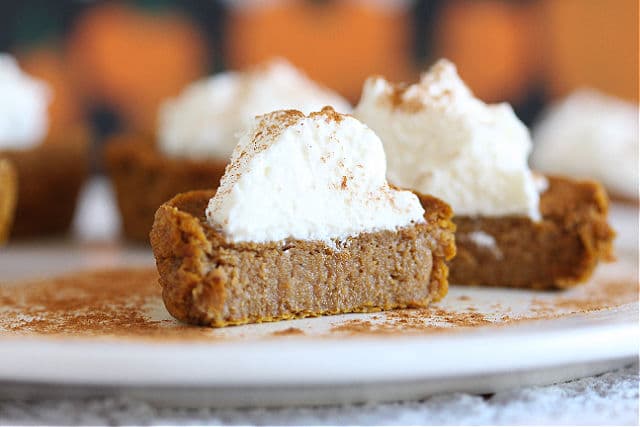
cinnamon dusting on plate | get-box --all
[271,327,305,336]
[327,276,637,336]
[0,269,219,341]
[0,263,636,341]
[329,307,494,336]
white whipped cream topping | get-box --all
[158,59,352,160]
[0,54,51,149]
[206,108,425,244]
[532,90,639,200]
[354,59,540,220]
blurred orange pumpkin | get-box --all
[225,0,415,102]
[66,2,209,132]
[432,0,536,104]
[540,0,638,102]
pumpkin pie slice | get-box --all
[0,54,88,238]
[107,59,350,242]
[418,176,613,288]
[105,133,227,242]
[2,131,88,238]
[354,59,614,289]
[0,158,17,243]
[151,108,455,327]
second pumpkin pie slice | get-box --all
[354,59,614,289]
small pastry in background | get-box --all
[106,58,351,242]
[531,89,639,203]
[354,59,614,289]
[151,108,455,327]
[0,159,17,244]
[0,54,88,238]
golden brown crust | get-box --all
[150,190,456,327]
[0,132,88,238]
[105,134,228,242]
[419,175,615,289]
[0,159,17,244]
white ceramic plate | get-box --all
[0,307,636,407]
[0,179,637,407]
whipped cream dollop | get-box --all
[532,90,639,200]
[158,59,352,160]
[0,54,51,149]
[354,59,540,219]
[206,107,425,244]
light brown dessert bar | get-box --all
[150,190,456,327]
[419,175,614,289]
[0,132,88,238]
[105,134,227,242]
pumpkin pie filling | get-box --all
[419,175,614,289]
[151,189,454,326]
[151,108,455,327]
[105,134,227,242]
[354,59,614,289]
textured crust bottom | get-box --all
[420,175,614,289]
[150,190,456,327]
[105,135,228,243]
[0,159,17,244]
[0,135,88,238]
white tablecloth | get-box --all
[0,363,637,426]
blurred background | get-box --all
[0,0,637,151]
